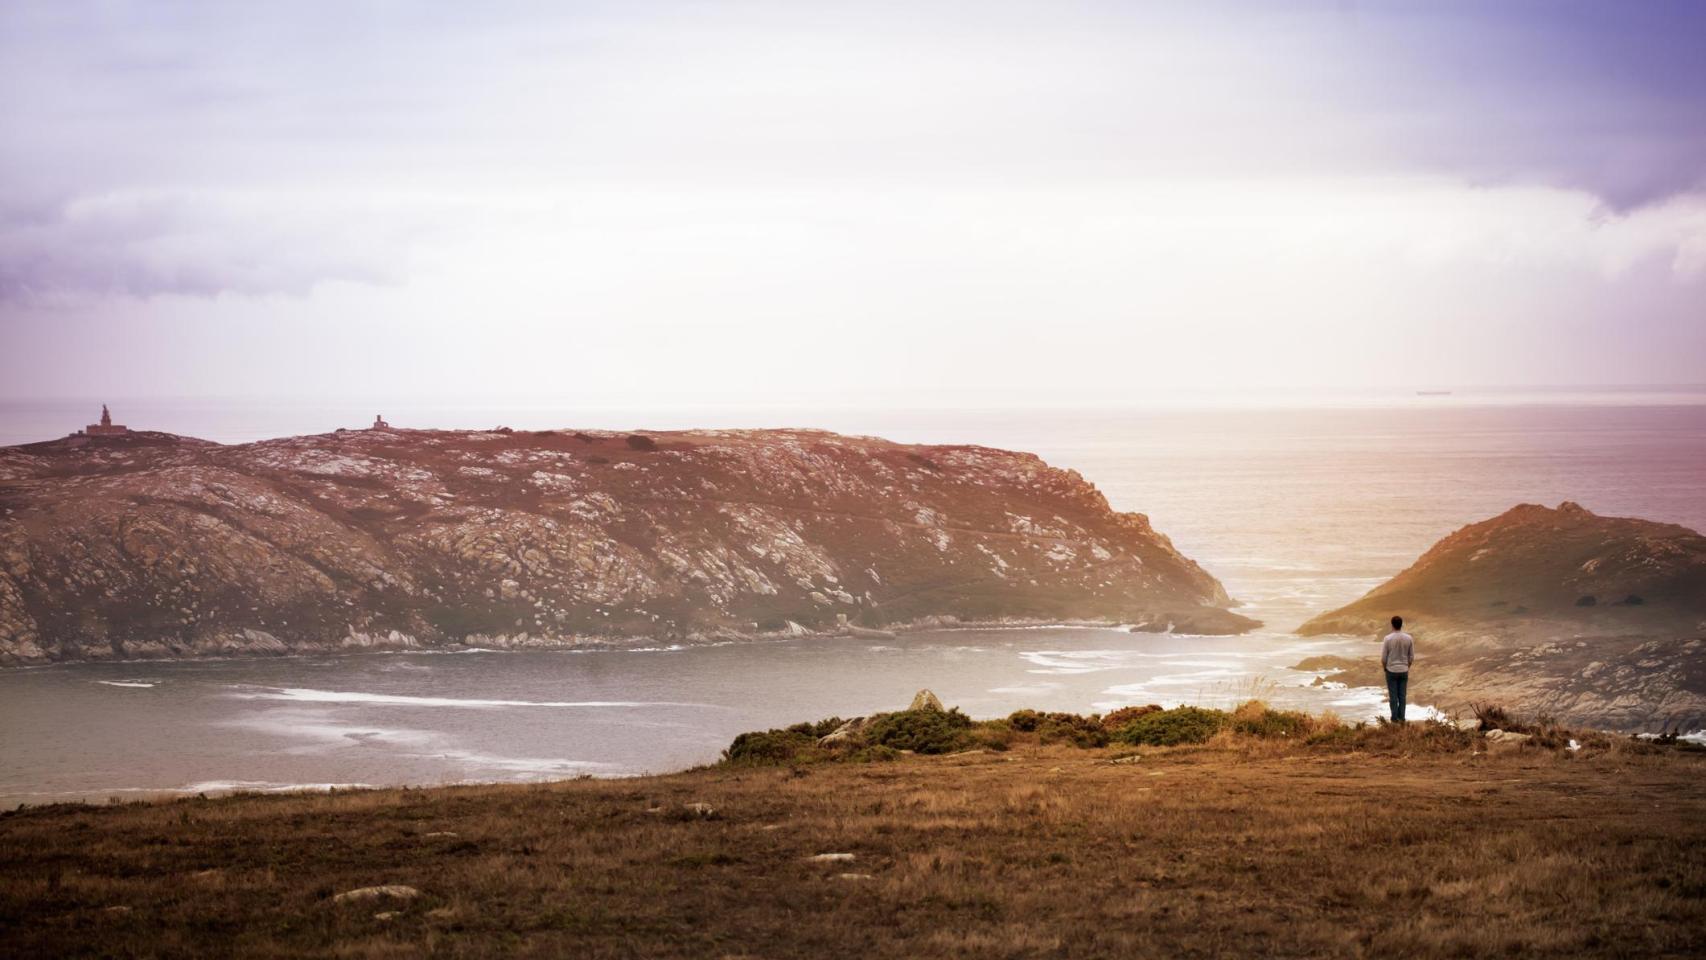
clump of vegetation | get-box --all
[722,728,825,765]
[1471,702,1529,733]
[863,708,975,754]
[964,721,1016,752]
[1006,709,1045,732]
[722,717,846,765]
[1035,712,1110,748]
[1113,706,1230,746]
[1100,704,1162,730]
[625,434,658,451]
[1229,700,1311,739]
[1304,717,1475,753]
[1003,709,1110,746]
[847,744,902,763]
[723,699,1615,769]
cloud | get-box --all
[0,191,419,302]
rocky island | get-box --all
[1296,502,1706,731]
[0,426,1256,665]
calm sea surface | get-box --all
[3,395,1704,804]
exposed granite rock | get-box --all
[0,427,1256,665]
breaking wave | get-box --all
[227,687,707,709]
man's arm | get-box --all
[1380,636,1389,671]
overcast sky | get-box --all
[2,0,1704,404]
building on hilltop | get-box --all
[371,414,390,429]
[82,404,130,437]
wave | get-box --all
[95,680,156,689]
[178,780,376,795]
[227,687,709,709]
[428,751,615,775]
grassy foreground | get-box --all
[2,714,1704,959]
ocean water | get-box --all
[2,395,1704,804]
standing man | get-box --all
[1382,615,1415,723]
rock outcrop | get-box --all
[0,427,1255,665]
[1297,502,1706,639]
[1293,503,1706,732]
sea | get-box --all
[3,390,1704,806]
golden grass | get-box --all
[1,731,1702,958]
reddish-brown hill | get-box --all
[0,427,1255,665]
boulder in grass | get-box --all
[332,885,420,904]
[819,717,870,746]
[909,689,945,712]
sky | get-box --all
[1,0,1704,406]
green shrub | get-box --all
[967,720,1016,752]
[1007,709,1044,732]
[1036,712,1110,748]
[864,708,975,754]
[1101,704,1162,731]
[1230,701,1311,738]
[722,728,823,765]
[786,717,846,738]
[1113,706,1230,746]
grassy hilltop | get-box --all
[2,703,1703,959]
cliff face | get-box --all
[0,427,1255,665]
[1297,502,1706,639]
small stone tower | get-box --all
[84,404,130,437]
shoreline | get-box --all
[0,615,1264,672]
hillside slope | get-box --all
[2,734,1701,958]
[1297,502,1706,639]
[0,427,1255,665]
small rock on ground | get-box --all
[332,885,421,904]
[807,853,857,862]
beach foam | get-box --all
[228,687,695,709]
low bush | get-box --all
[722,728,825,765]
[864,708,976,754]
[848,744,901,763]
[1307,718,1475,753]
[966,720,1016,752]
[1471,703,1531,734]
[1101,704,1162,731]
[1006,709,1044,732]
[787,717,847,738]
[1230,700,1312,739]
[1114,707,1230,746]
[1036,712,1110,748]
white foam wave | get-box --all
[430,751,613,775]
[987,682,1063,696]
[228,687,698,709]
[179,780,375,794]
[95,680,156,689]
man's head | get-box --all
[1391,615,1403,631]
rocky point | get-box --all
[0,426,1256,665]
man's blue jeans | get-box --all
[1385,669,1409,723]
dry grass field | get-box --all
[2,723,1704,959]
